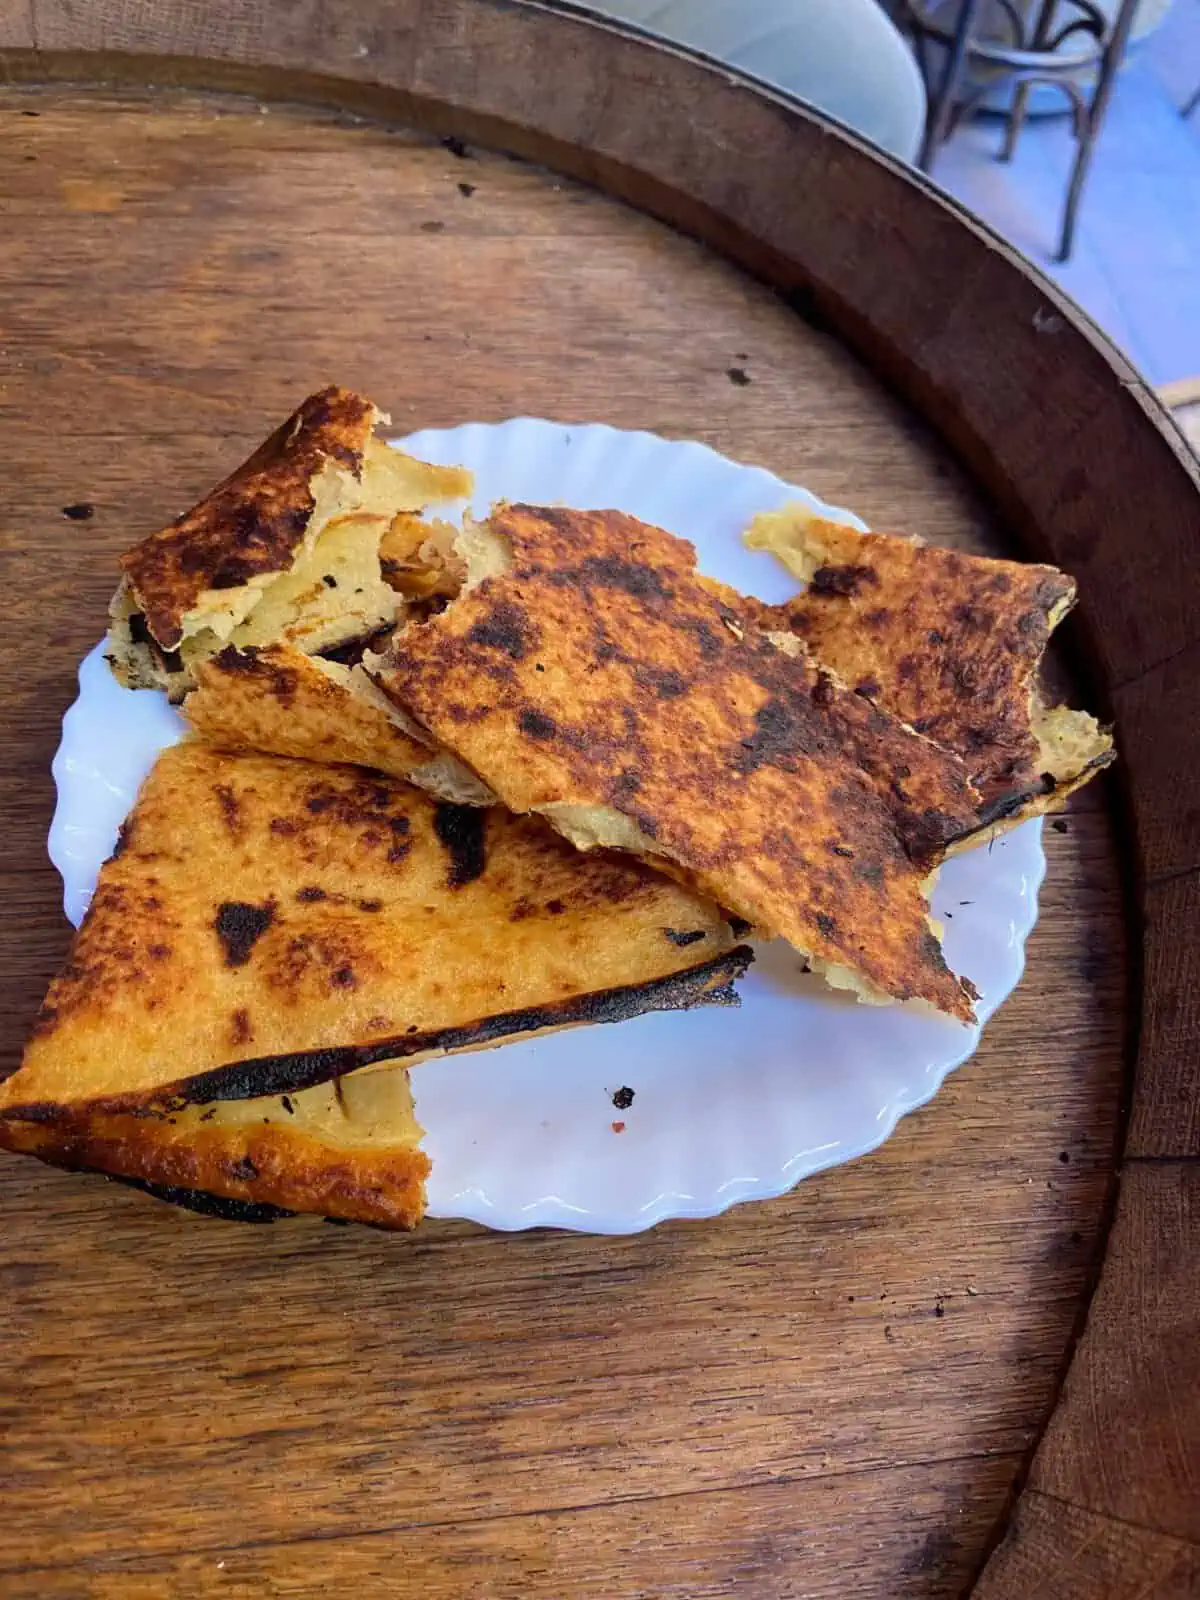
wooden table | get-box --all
[0,6,1195,1597]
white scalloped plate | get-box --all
[50,420,1044,1233]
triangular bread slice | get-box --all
[367,505,982,1020]
[1,1065,429,1230]
[0,744,749,1119]
[745,508,1114,829]
[107,387,471,701]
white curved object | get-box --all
[50,419,1044,1233]
[585,0,929,163]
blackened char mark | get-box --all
[809,563,878,597]
[127,611,155,648]
[538,545,671,604]
[0,1099,59,1119]
[128,610,183,675]
[317,625,395,669]
[634,664,687,699]
[519,709,557,740]
[896,807,976,869]
[466,599,536,660]
[206,505,309,590]
[433,803,488,888]
[214,644,299,707]
[735,696,827,775]
[142,946,758,1107]
[210,644,262,674]
[214,901,276,967]
[976,786,1043,830]
[109,1175,294,1224]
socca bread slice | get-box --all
[368,505,982,1020]
[0,744,749,1119]
[107,387,472,701]
[1,1066,429,1230]
[184,643,495,803]
[745,508,1115,830]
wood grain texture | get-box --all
[5,0,1200,700]
[1031,1163,1200,1543]
[976,1490,1200,1600]
[1128,873,1200,1159]
[0,11,1186,1591]
[0,1459,1027,1599]
[0,89,1126,1597]
[0,0,32,53]
[1112,648,1200,884]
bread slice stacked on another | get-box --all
[108,386,471,702]
[0,388,1114,1230]
[744,506,1114,833]
[365,504,983,1019]
[0,741,749,1227]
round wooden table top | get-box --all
[0,6,1195,1598]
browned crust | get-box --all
[2,744,746,1114]
[3,945,753,1116]
[751,518,1084,810]
[184,643,430,779]
[0,1111,429,1230]
[374,505,980,1018]
[120,387,377,648]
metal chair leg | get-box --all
[1060,124,1096,261]
[919,0,986,170]
[1058,0,1141,261]
[1002,81,1031,160]
[1005,0,1059,159]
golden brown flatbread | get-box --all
[369,505,981,1019]
[183,644,495,804]
[0,744,749,1119]
[2,1066,429,1230]
[745,509,1114,828]
[107,388,471,700]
